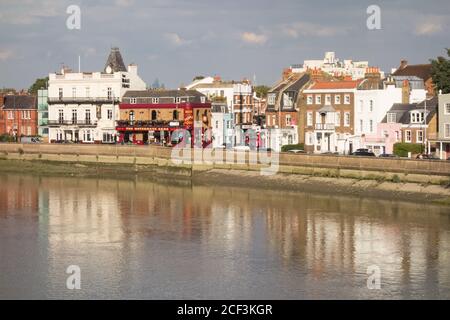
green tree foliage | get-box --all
[254,85,270,98]
[430,48,450,94]
[393,143,424,157]
[28,77,48,94]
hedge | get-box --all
[0,134,16,143]
[393,143,424,157]
[281,143,305,152]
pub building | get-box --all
[117,89,212,146]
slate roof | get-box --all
[308,80,361,90]
[382,97,438,124]
[392,64,432,81]
[104,47,127,72]
[2,95,37,110]
[123,89,208,104]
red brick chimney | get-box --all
[399,59,408,70]
[282,68,292,80]
[402,80,410,104]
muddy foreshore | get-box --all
[0,158,449,207]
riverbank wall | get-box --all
[0,143,449,203]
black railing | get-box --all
[47,120,97,126]
[48,97,120,104]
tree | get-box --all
[254,85,270,98]
[28,77,48,94]
[193,75,205,81]
[430,48,450,94]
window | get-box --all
[335,112,341,127]
[306,95,313,105]
[175,97,181,103]
[387,113,396,123]
[395,131,400,141]
[72,110,77,124]
[151,110,157,120]
[344,112,350,127]
[152,97,159,104]
[286,114,292,126]
[173,110,178,120]
[107,109,113,120]
[85,87,90,98]
[268,94,276,105]
[130,98,137,104]
[59,88,63,100]
[359,100,364,112]
[27,126,31,136]
[335,95,341,104]
[405,130,412,142]
[445,103,450,115]
[85,110,91,124]
[369,120,373,133]
[417,130,424,143]
[360,119,364,132]
[201,96,206,104]
[369,100,374,112]
[410,111,424,124]
[307,112,313,126]
[7,111,14,119]
[344,94,350,104]
[315,95,321,105]
[445,124,450,138]
[107,87,112,100]
[325,95,331,104]
[305,132,314,145]
[72,87,76,98]
[58,109,64,123]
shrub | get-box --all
[0,134,16,143]
[281,143,305,152]
[393,143,424,157]
[392,174,401,183]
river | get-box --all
[0,173,449,299]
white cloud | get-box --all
[240,32,267,45]
[115,0,134,7]
[164,33,191,46]
[414,17,445,36]
[0,49,14,61]
[281,22,348,38]
[0,0,60,25]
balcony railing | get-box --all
[315,123,335,131]
[116,120,184,128]
[48,97,120,104]
[48,120,97,126]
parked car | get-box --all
[352,148,376,157]
[288,149,306,154]
[415,153,440,160]
[233,145,250,151]
[378,153,397,158]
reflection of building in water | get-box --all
[0,174,38,216]
[265,193,450,292]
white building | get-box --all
[48,48,146,143]
[292,51,383,80]
[211,102,234,148]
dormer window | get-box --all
[410,111,424,124]
[268,94,276,105]
[387,113,396,123]
[306,95,313,105]
[176,97,181,103]
[152,97,159,104]
[315,95,321,105]
[130,98,137,104]
[201,96,206,104]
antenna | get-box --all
[78,55,81,73]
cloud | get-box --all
[414,17,445,36]
[164,33,191,46]
[281,22,349,38]
[240,32,268,45]
[0,49,14,61]
[115,0,134,7]
[0,0,61,25]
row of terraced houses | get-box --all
[1,49,449,159]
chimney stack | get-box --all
[399,59,408,70]
[402,80,410,104]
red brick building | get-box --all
[0,94,38,137]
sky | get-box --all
[0,0,449,90]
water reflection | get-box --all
[0,173,449,299]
